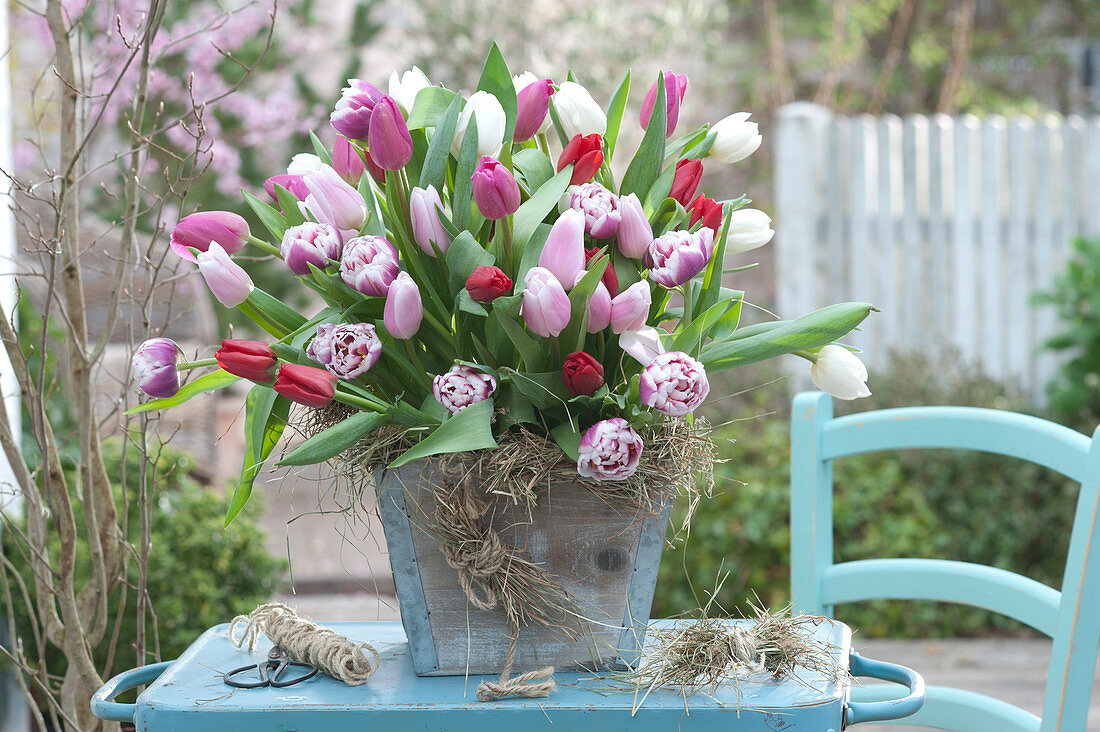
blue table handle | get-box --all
[91,660,174,723]
[845,652,926,725]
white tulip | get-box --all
[709,112,762,164]
[287,153,323,176]
[619,326,665,366]
[553,82,606,139]
[726,208,774,253]
[513,71,552,134]
[810,345,871,400]
[388,66,431,113]
[451,91,506,159]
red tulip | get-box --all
[216,339,277,382]
[561,351,604,396]
[585,247,618,296]
[669,159,702,207]
[687,195,723,233]
[465,265,513,302]
[557,134,604,186]
[273,363,337,407]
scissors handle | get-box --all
[269,660,319,688]
[223,663,271,689]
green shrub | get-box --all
[656,351,1077,637]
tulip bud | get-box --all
[521,267,571,338]
[170,211,250,262]
[669,159,703,207]
[616,193,653,259]
[196,242,253,307]
[340,236,400,296]
[561,351,604,396]
[409,185,452,257]
[619,326,665,365]
[281,222,343,275]
[302,165,368,231]
[330,79,385,140]
[274,362,338,407]
[332,137,367,185]
[556,134,604,186]
[809,345,871,400]
[586,281,612,333]
[585,247,618,296]
[384,272,423,339]
[569,182,620,238]
[513,76,554,142]
[610,281,651,334]
[465,265,512,302]
[368,96,414,171]
[131,338,183,398]
[727,208,775,253]
[553,82,607,139]
[287,153,324,176]
[451,91,507,159]
[647,228,715,288]
[709,112,762,164]
[687,195,723,233]
[433,364,497,414]
[215,339,277,382]
[471,156,521,220]
[577,418,643,482]
[388,66,431,113]
[640,72,688,137]
[538,209,585,287]
[263,174,310,203]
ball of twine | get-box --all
[228,602,380,686]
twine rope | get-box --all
[228,602,381,686]
[435,459,557,701]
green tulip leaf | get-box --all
[419,93,464,192]
[126,369,239,414]
[452,122,480,231]
[513,167,572,253]
[620,72,666,200]
[226,387,290,526]
[476,43,518,144]
[406,87,459,130]
[387,398,498,468]
[603,70,631,161]
[242,189,288,241]
[278,411,387,467]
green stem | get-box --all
[500,217,514,273]
[404,339,433,389]
[333,391,389,414]
[680,282,694,331]
[237,299,286,338]
[178,358,217,370]
[422,308,452,342]
[537,133,551,155]
[793,349,819,363]
[247,235,282,258]
[551,336,561,366]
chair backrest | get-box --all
[790,392,1100,732]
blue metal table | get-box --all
[93,620,923,730]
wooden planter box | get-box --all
[377,460,670,676]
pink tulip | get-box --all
[368,95,414,171]
[610,281,651,334]
[196,242,253,307]
[131,338,183,398]
[433,364,497,414]
[471,156,521,220]
[577,418,643,481]
[639,351,710,416]
[170,211,249,262]
[281,222,343,275]
[617,193,653,259]
[647,228,715,288]
[302,165,368,231]
[513,77,553,142]
[384,272,423,339]
[521,267,571,338]
[306,322,382,379]
[263,174,310,202]
[409,185,452,257]
[619,326,665,365]
[586,281,612,333]
[340,235,400,296]
[569,182,620,239]
[330,79,385,140]
[538,209,585,287]
[640,72,688,137]
[332,137,367,184]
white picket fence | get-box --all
[774,102,1100,401]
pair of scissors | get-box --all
[223,647,319,689]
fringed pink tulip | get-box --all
[639,351,710,416]
[577,418,643,481]
[281,222,343,275]
[306,322,382,379]
[340,236,400,296]
[569,182,620,238]
[647,228,715,288]
[433,364,497,414]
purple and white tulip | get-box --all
[521,267,571,338]
[340,235,400,296]
[569,182,620,239]
[577,418,643,482]
[639,351,710,416]
[646,228,715,288]
[619,326,665,365]
[196,242,253,307]
[609,281,651,334]
[281,222,343,275]
[330,79,385,140]
[307,322,382,379]
[433,364,497,414]
[131,337,183,398]
[302,165,368,232]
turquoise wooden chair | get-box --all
[790,392,1100,731]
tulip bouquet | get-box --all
[132,46,873,524]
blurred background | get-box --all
[2,0,1100,728]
